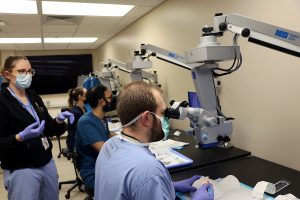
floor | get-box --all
[0,137,89,200]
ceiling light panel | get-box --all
[44,37,98,43]
[0,38,41,44]
[0,0,38,14]
[42,1,134,16]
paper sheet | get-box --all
[149,139,189,151]
[149,141,192,168]
[108,121,122,134]
[180,175,274,200]
[275,194,299,200]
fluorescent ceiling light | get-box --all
[42,1,134,16]
[0,38,41,44]
[44,37,98,43]
[0,0,37,14]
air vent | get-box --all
[43,15,83,25]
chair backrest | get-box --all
[61,107,70,113]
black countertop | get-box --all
[171,156,300,198]
[168,131,251,174]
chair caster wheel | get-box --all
[65,193,70,199]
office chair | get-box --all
[84,187,94,200]
[56,135,63,158]
[58,107,84,199]
[58,107,93,199]
[57,107,70,158]
[59,150,84,199]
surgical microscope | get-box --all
[102,50,160,87]
[141,13,300,148]
[95,62,122,94]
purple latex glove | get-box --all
[173,175,201,193]
[19,120,45,141]
[192,183,214,200]
[57,111,74,124]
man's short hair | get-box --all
[117,82,160,126]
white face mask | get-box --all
[121,113,143,128]
[15,74,32,89]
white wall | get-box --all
[95,0,300,170]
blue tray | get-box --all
[164,149,193,169]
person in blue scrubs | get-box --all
[82,73,101,112]
[66,86,87,152]
[75,85,116,193]
[0,56,73,200]
[94,82,214,200]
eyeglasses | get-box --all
[14,69,35,77]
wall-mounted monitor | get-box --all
[27,54,93,95]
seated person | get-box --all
[94,82,214,200]
[66,86,87,152]
[75,85,116,192]
[82,73,101,112]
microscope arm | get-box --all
[104,57,159,86]
[141,44,191,70]
[214,13,300,57]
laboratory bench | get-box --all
[168,130,251,174]
[171,156,300,198]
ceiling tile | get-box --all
[67,43,93,49]
[76,26,108,34]
[0,44,17,50]
[0,14,40,25]
[44,43,68,50]
[88,40,105,49]
[73,32,99,37]
[99,33,114,40]
[102,18,137,33]
[80,16,121,27]
[109,24,127,33]
[2,25,41,33]
[116,17,137,27]
[43,32,74,37]
[15,43,43,50]
[0,0,165,50]
[48,0,94,2]
[0,32,8,37]
[126,6,153,18]
[43,25,78,33]
[140,0,165,7]
[93,0,142,5]
[7,33,41,37]
[76,17,121,34]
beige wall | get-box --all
[0,50,15,68]
[95,0,300,170]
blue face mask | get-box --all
[159,115,170,140]
[15,74,32,89]
[151,112,170,140]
